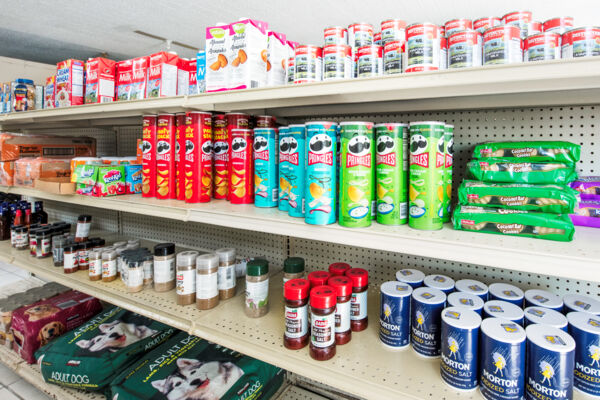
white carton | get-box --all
[266,31,287,87]
[228,19,269,90]
[205,24,230,92]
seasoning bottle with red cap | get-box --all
[327,276,352,345]
[307,270,331,289]
[328,262,351,277]
[345,268,369,332]
[309,285,337,361]
[284,278,310,350]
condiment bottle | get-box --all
[75,215,92,242]
[215,248,236,299]
[284,278,310,350]
[328,262,351,276]
[196,253,219,310]
[154,243,176,292]
[176,251,199,305]
[35,228,52,258]
[77,241,93,269]
[88,250,102,281]
[14,226,28,250]
[52,236,66,267]
[308,270,331,289]
[0,208,11,241]
[29,227,40,256]
[346,268,369,332]
[102,250,117,282]
[327,275,353,345]
[245,259,269,318]
[63,244,79,273]
[283,257,305,286]
[309,285,337,361]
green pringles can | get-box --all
[375,123,408,225]
[408,121,446,230]
[442,124,454,223]
[339,121,374,228]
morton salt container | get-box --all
[447,292,484,315]
[440,307,482,391]
[455,279,489,301]
[525,324,575,400]
[489,283,524,307]
[567,311,600,397]
[479,318,526,400]
[564,293,600,315]
[483,300,525,326]
[523,307,568,330]
[423,274,455,295]
[396,268,425,288]
[524,289,564,311]
[411,287,446,357]
[483,25,523,65]
[380,281,412,349]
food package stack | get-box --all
[569,176,600,228]
[452,141,580,241]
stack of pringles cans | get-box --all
[380,269,600,399]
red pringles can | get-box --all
[184,111,213,203]
[175,113,186,201]
[212,114,228,199]
[142,115,157,198]
[228,128,254,204]
[155,114,176,199]
[225,113,250,201]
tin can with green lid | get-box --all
[442,124,454,222]
[375,123,408,225]
[408,121,446,230]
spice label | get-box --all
[128,268,144,287]
[311,312,335,347]
[89,259,102,276]
[64,252,78,269]
[102,259,117,277]
[176,269,196,295]
[335,300,351,332]
[75,223,91,238]
[218,265,236,290]
[350,291,368,320]
[245,279,269,310]
[154,258,175,283]
[285,304,308,338]
[196,272,218,299]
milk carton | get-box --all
[196,50,206,93]
[85,57,116,104]
[177,58,189,96]
[266,31,287,87]
[131,56,149,100]
[205,24,230,92]
[228,19,269,90]
[188,58,198,95]
[115,60,133,101]
[147,52,179,98]
[55,59,84,107]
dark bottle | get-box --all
[32,201,48,224]
[0,208,11,240]
[13,209,23,227]
[24,208,31,227]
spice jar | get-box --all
[346,268,369,332]
[29,227,40,256]
[215,248,236,300]
[75,215,92,242]
[77,241,93,269]
[35,229,52,258]
[176,251,199,305]
[309,285,337,361]
[327,276,353,345]
[14,226,28,250]
[328,262,351,276]
[283,257,305,286]
[126,261,144,293]
[196,253,219,310]
[245,259,269,318]
[154,243,176,292]
[63,245,79,273]
[284,278,310,350]
[102,250,117,282]
[52,236,66,267]
[142,255,153,286]
[308,270,331,289]
[88,250,102,281]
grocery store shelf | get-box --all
[7,185,600,281]
[2,58,600,129]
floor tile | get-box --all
[0,363,20,386]
[0,387,21,400]
[8,379,52,400]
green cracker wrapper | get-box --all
[473,141,581,163]
[467,158,577,184]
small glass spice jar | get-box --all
[309,285,337,361]
[215,248,236,300]
[77,241,93,270]
[35,228,52,258]
[75,215,92,243]
[327,275,353,345]
[63,244,79,273]
[345,268,369,332]
[154,243,176,292]
[126,261,144,293]
[308,270,331,290]
[88,250,102,281]
[284,278,310,350]
[283,257,305,286]
[328,262,351,277]
[245,259,269,318]
[102,250,118,282]
[52,236,66,267]
[29,227,41,256]
[142,255,154,287]
[14,226,28,250]
[196,253,219,310]
[176,251,199,305]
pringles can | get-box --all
[286,124,306,217]
[228,128,253,204]
[442,124,453,223]
[142,115,157,197]
[278,126,291,212]
[155,114,176,199]
[175,113,186,201]
[184,111,213,203]
[411,287,446,357]
[380,281,412,349]
[567,311,600,397]
[253,128,278,207]
[212,114,229,199]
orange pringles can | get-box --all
[228,128,254,204]
[142,115,157,197]
[155,113,176,199]
[185,111,213,203]
[175,113,186,201]
[212,114,228,199]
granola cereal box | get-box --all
[55,59,84,107]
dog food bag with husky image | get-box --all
[452,205,575,241]
[467,158,578,185]
[473,141,581,164]
[36,307,176,394]
[111,332,285,400]
[11,290,102,363]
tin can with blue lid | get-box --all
[380,281,412,348]
[424,274,455,294]
[278,126,291,212]
[484,300,525,326]
[411,287,446,357]
[455,279,489,301]
[524,289,563,311]
[440,306,482,391]
[253,128,278,208]
[448,292,484,315]
[525,324,575,400]
[286,124,306,218]
[523,307,568,331]
[479,317,526,400]
[567,311,600,397]
[395,268,425,288]
[489,283,524,307]
[563,294,600,315]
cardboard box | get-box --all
[74,164,126,197]
[34,178,75,195]
[44,76,55,109]
[14,158,71,188]
[0,133,96,162]
[228,19,269,90]
[55,59,84,107]
[266,31,287,86]
[124,164,142,194]
[196,50,206,93]
[205,24,230,92]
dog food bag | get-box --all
[570,201,600,228]
[111,332,284,400]
[458,180,578,213]
[473,141,581,163]
[570,176,600,201]
[36,307,176,393]
[467,158,577,184]
[452,205,575,241]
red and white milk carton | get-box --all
[55,59,84,107]
[147,52,179,98]
[177,58,189,96]
[131,56,149,100]
[188,59,198,95]
[184,112,213,203]
[115,59,133,101]
[44,76,55,109]
[266,31,287,87]
[228,19,269,90]
[206,23,230,92]
[84,57,116,104]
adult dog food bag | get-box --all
[472,141,581,163]
[467,158,577,184]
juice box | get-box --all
[115,59,133,101]
[228,19,269,90]
[147,52,179,98]
[266,31,287,87]
[44,76,55,109]
[74,164,126,197]
[206,25,230,92]
[55,59,84,107]
[155,114,176,199]
[85,57,116,104]
[131,56,149,100]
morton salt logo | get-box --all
[526,360,568,399]
[575,300,591,311]
[254,150,269,161]
[346,153,371,168]
[377,153,396,166]
[280,152,299,165]
[308,151,333,166]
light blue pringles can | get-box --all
[286,124,306,218]
[278,126,290,212]
[568,311,600,397]
[253,128,278,208]
[305,121,337,225]
[380,281,412,349]
[411,287,447,357]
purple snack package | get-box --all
[570,176,600,201]
[570,201,600,228]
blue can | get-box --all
[480,318,526,400]
[523,307,568,331]
[411,287,447,357]
[286,124,306,218]
[564,294,600,315]
[278,127,290,212]
[567,311,600,397]
[380,281,412,348]
[424,274,455,295]
[489,283,524,307]
[396,268,425,288]
[305,121,337,225]
[455,279,489,301]
[525,324,575,400]
[253,128,278,208]
[484,300,525,326]
[440,307,482,391]
[524,289,564,312]
[447,292,484,315]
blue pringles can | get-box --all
[411,287,446,357]
[286,124,306,218]
[523,307,568,331]
[380,281,412,349]
[278,126,290,212]
[440,307,482,391]
[568,311,600,397]
[455,279,489,301]
[447,292,484,315]
[525,324,575,400]
[484,300,525,326]
[564,294,600,315]
[424,274,455,295]
[305,121,337,225]
[479,318,526,400]
[253,128,278,208]
[396,268,425,288]
[524,289,563,311]
[489,283,524,307]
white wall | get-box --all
[0,56,55,84]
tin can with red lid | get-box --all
[323,44,352,81]
[155,114,176,199]
[448,29,483,68]
[348,23,374,49]
[525,32,561,62]
[228,128,253,204]
[357,45,383,78]
[444,18,473,37]
[502,10,533,39]
[405,23,441,73]
[440,34,448,70]
[324,26,348,46]
[483,25,523,65]
[286,57,295,84]
[294,45,322,84]
[374,32,382,46]
[381,19,407,44]
[383,40,403,74]
[175,113,186,201]
[473,17,501,34]
[543,17,574,34]
[562,27,600,58]
[142,115,157,198]
[212,114,228,199]
[184,112,213,203]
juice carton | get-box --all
[188,58,198,95]
[155,114,176,199]
[287,40,299,60]
[196,50,206,93]
[85,57,116,104]
[177,58,189,96]
[205,24,230,92]
[147,52,179,98]
[115,59,133,101]
[228,19,269,90]
[266,31,287,87]
[55,59,84,107]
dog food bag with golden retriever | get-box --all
[11,290,102,363]
[36,307,176,393]
[111,332,284,400]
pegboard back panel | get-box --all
[116,126,142,157]
[42,199,119,232]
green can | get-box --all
[339,121,374,228]
[442,124,454,223]
[375,123,408,225]
[408,121,446,230]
